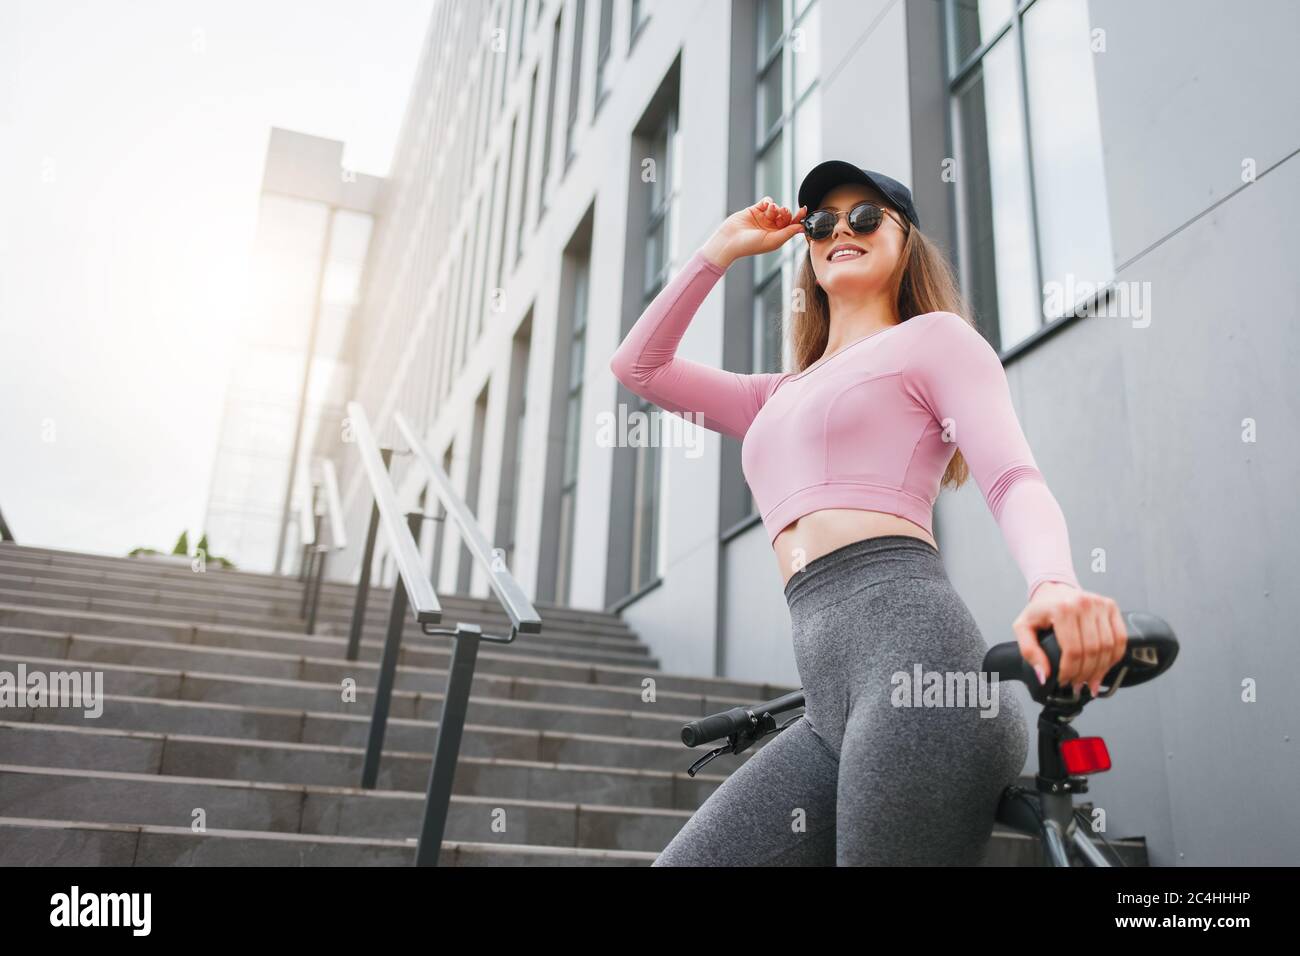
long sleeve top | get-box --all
[609,249,1081,599]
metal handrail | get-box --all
[394,412,542,637]
[295,467,319,596]
[344,400,544,866]
[296,468,316,548]
[346,401,441,625]
[319,458,348,551]
[299,457,350,634]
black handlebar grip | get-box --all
[983,627,1065,701]
[681,706,752,747]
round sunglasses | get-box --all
[802,201,907,241]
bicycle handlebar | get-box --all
[982,610,1178,704]
[680,611,1178,748]
[680,689,806,747]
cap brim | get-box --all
[797,160,875,213]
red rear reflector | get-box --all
[1061,736,1111,774]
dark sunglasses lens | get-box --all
[848,204,884,234]
[804,211,834,240]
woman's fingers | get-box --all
[755,198,798,229]
[1109,598,1129,669]
[1013,588,1128,699]
[1092,603,1120,696]
[1053,595,1083,692]
[1075,594,1103,696]
[1011,605,1053,687]
[1093,597,1126,695]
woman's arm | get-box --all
[903,312,1082,600]
[608,249,787,441]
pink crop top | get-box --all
[607,249,1082,600]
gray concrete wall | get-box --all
[932,0,1300,865]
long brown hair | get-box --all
[790,212,975,490]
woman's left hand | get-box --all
[1012,583,1127,698]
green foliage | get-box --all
[129,530,237,570]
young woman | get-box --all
[609,161,1127,866]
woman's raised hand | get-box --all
[700,197,807,270]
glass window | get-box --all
[501,328,531,569]
[518,0,532,67]
[791,2,820,98]
[758,55,783,139]
[950,0,1015,68]
[501,0,519,111]
[569,0,591,167]
[556,261,589,603]
[515,66,540,268]
[1023,0,1114,319]
[595,0,613,108]
[630,0,650,47]
[735,0,821,520]
[955,35,1038,347]
[947,0,1115,349]
[627,105,678,591]
[540,9,562,218]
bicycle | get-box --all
[677,610,1179,866]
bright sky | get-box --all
[0,0,434,557]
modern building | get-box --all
[205,128,380,573]
[308,0,1300,866]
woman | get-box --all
[608,161,1127,866]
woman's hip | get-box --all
[783,534,1025,753]
[785,534,989,663]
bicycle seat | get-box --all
[982,610,1178,705]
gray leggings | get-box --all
[653,534,1030,866]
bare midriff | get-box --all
[773,508,937,586]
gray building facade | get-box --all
[311,0,1300,865]
[207,128,379,573]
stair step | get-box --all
[0,649,766,742]
[0,564,642,643]
[0,764,692,852]
[0,545,632,631]
[0,721,723,809]
[0,817,654,866]
[0,605,793,701]
[0,542,1150,866]
[3,692,768,774]
[0,632,767,722]
[0,587,650,664]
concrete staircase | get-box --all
[0,542,1147,865]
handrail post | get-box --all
[305,548,327,635]
[361,509,423,790]
[414,621,482,866]
[346,447,392,661]
[299,486,321,618]
[298,547,315,617]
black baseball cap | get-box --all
[797,160,920,229]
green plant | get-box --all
[128,530,237,570]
